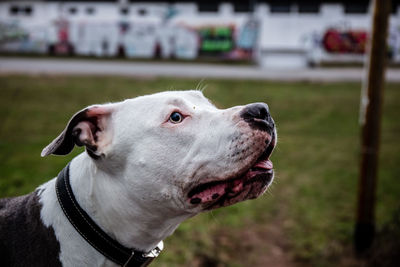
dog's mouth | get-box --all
[187,137,275,209]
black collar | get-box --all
[55,163,163,267]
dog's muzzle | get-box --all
[188,102,276,210]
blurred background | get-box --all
[0,1,399,267]
[1,0,400,67]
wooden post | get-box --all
[355,0,391,255]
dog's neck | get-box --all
[68,153,191,252]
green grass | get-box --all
[0,75,399,266]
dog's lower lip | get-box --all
[187,158,274,204]
[250,167,273,173]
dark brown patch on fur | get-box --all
[0,191,62,266]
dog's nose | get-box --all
[240,103,274,132]
[246,103,270,121]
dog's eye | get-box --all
[169,112,183,124]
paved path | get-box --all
[1,57,400,82]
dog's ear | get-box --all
[41,105,114,157]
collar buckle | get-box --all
[123,241,163,267]
[143,241,164,258]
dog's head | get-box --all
[42,91,276,214]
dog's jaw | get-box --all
[186,132,276,210]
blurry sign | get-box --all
[198,26,234,53]
[323,28,368,54]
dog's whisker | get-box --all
[200,84,208,92]
[209,210,220,224]
[195,79,203,91]
[195,79,208,93]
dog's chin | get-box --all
[205,170,273,210]
[187,143,275,210]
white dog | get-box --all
[0,90,276,267]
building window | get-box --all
[68,7,77,15]
[86,7,95,15]
[9,6,19,15]
[8,5,33,16]
[270,2,291,13]
[138,8,147,16]
[344,3,368,14]
[298,3,320,14]
[198,3,218,12]
[234,3,254,13]
[120,7,129,15]
[24,6,33,15]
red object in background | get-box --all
[53,19,72,55]
[58,28,68,42]
[55,19,69,42]
[323,28,368,54]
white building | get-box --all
[1,0,400,67]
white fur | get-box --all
[38,90,275,266]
